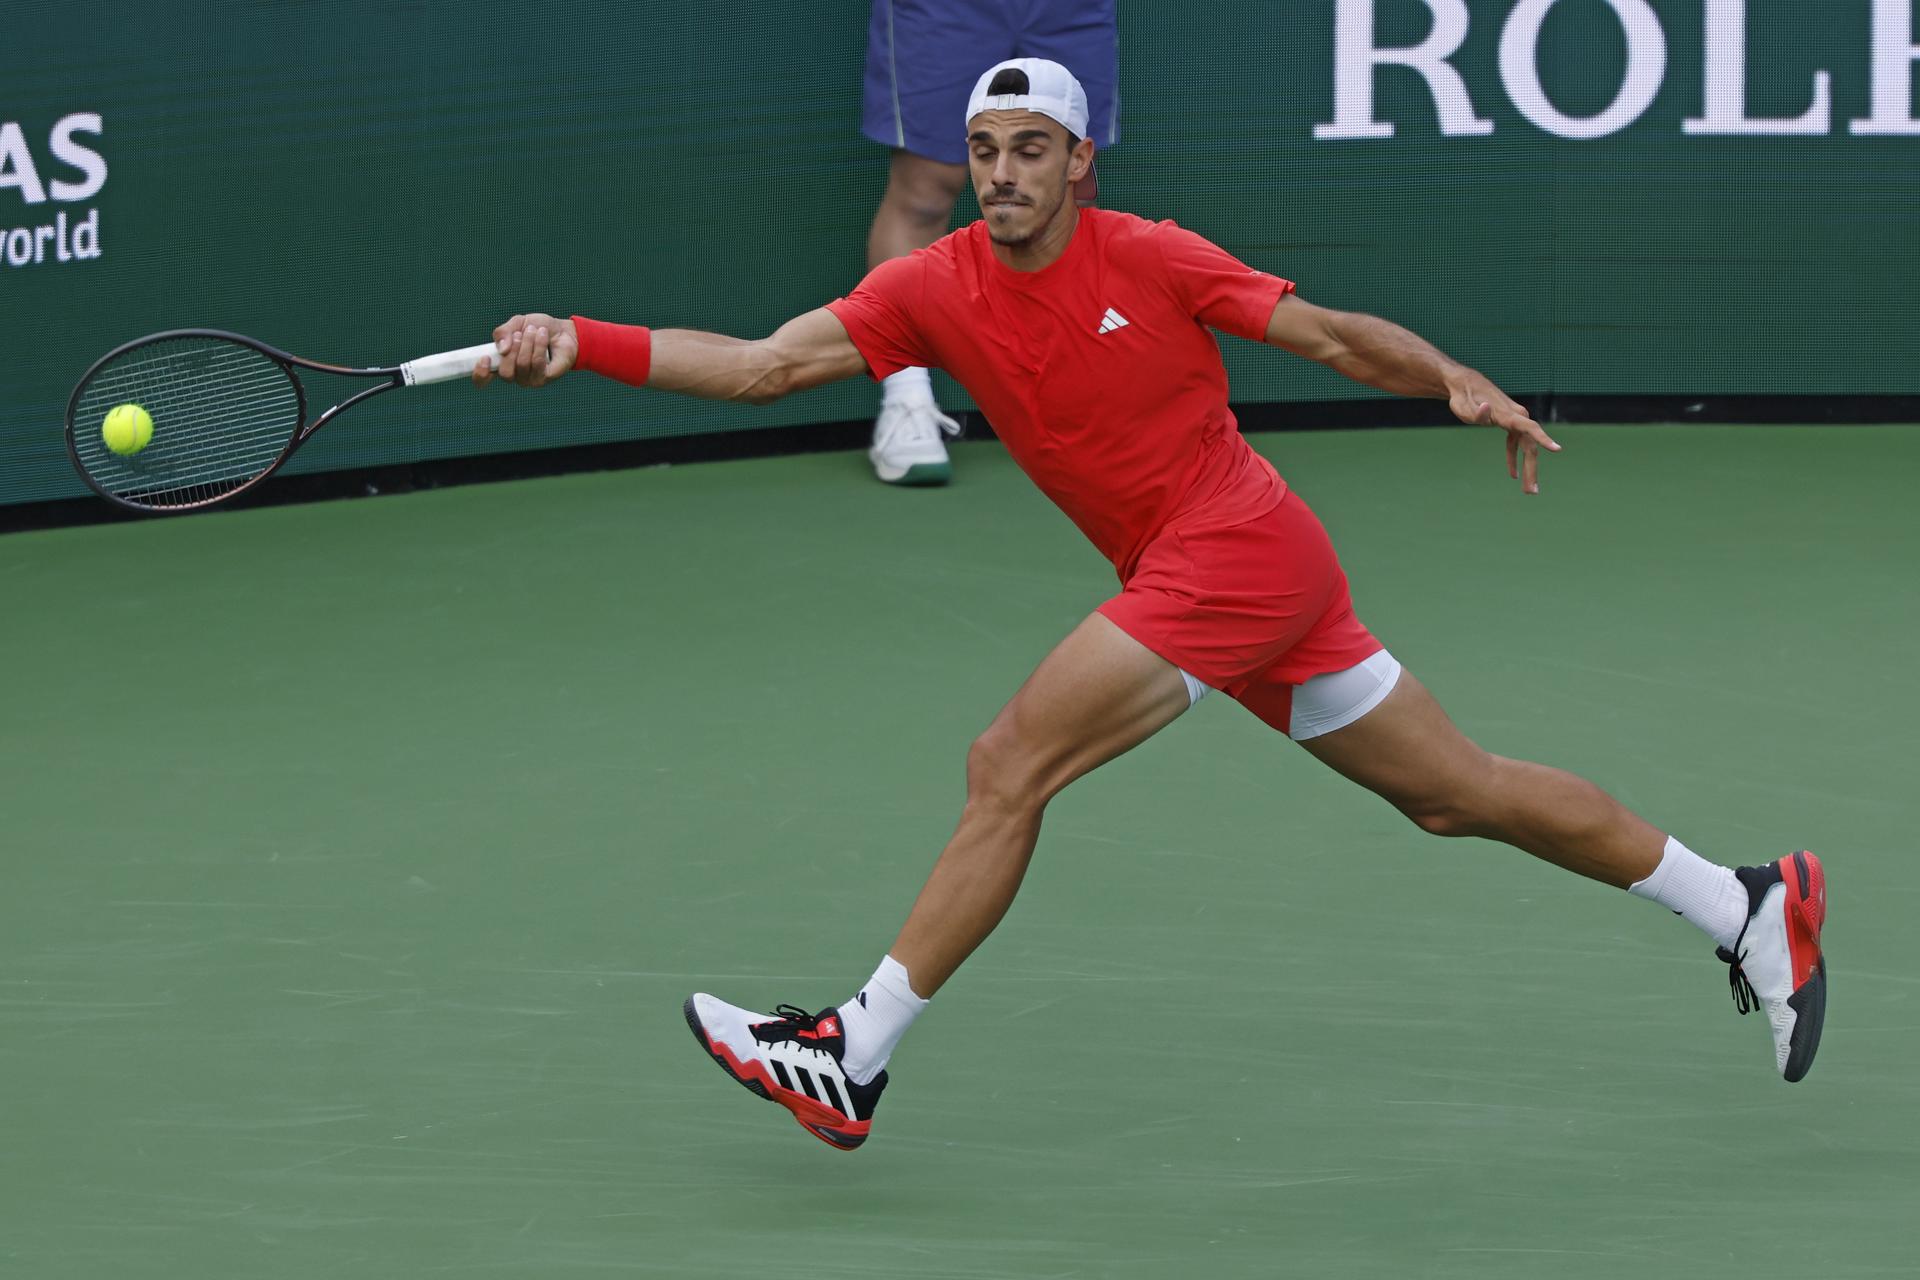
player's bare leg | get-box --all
[684,614,1192,1146]
[864,149,968,484]
[1297,668,1665,887]
[1299,666,1827,1079]
[887,612,1193,993]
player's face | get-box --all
[965,112,1089,248]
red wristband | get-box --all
[571,316,652,387]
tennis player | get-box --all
[477,58,1828,1151]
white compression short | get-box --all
[1179,648,1403,740]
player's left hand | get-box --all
[1447,372,1559,495]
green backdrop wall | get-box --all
[4,1,1916,506]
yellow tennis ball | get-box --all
[102,403,154,456]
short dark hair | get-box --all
[986,67,1028,96]
[983,67,1081,146]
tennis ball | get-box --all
[102,403,154,456]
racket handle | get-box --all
[401,342,504,386]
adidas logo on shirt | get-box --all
[1097,307,1129,335]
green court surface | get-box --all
[2,424,1916,1279]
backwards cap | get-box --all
[965,57,1090,140]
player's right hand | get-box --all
[474,314,577,388]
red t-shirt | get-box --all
[826,207,1295,578]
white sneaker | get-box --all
[683,994,887,1150]
[1720,851,1828,1082]
[869,401,959,486]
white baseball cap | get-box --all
[965,57,1090,140]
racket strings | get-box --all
[71,336,303,510]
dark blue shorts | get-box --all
[863,0,1118,165]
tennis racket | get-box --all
[65,329,507,514]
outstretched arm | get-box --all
[474,308,870,405]
[1262,293,1561,494]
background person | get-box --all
[860,0,1118,485]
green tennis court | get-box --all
[3,424,1914,1278]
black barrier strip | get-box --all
[6,395,1917,534]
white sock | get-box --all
[880,366,935,410]
[837,954,929,1086]
[1628,836,1749,950]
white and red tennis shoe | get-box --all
[683,994,887,1150]
[1720,851,1827,1082]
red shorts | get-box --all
[1096,491,1381,733]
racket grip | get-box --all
[401,342,504,386]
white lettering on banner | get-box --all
[49,113,107,201]
[0,112,106,269]
[1317,2,1920,139]
[1501,0,1667,139]
[1852,0,1920,134]
[0,121,48,204]
[1685,0,1830,134]
[0,210,101,268]
[1315,0,1493,139]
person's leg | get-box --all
[1213,491,1710,898]
[886,611,1192,993]
[863,150,968,483]
[867,149,969,269]
[860,0,1003,484]
[1295,665,1667,887]
[1292,661,1828,1080]
[685,613,1196,1145]
[834,611,1192,1091]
